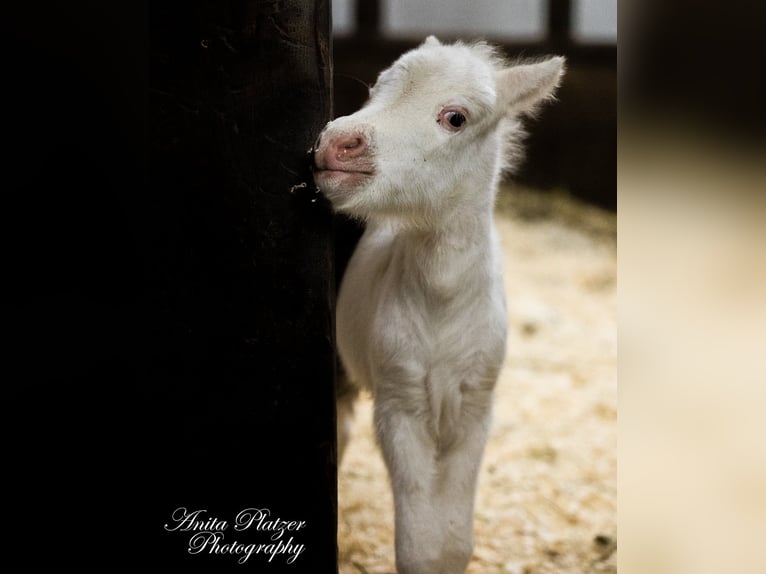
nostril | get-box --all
[333,134,367,160]
[343,137,363,150]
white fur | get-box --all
[314,37,564,574]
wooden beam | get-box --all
[357,0,380,36]
[145,0,338,570]
[549,0,572,50]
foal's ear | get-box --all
[495,56,565,116]
[422,35,441,47]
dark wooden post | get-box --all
[548,0,572,52]
[358,0,380,36]
[144,1,336,571]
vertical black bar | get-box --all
[549,0,572,49]
[144,1,336,572]
[358,0,380,36]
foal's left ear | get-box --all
[495,56,566,116]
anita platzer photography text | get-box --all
[164,507,308,565]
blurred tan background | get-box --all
[621,1,766,573]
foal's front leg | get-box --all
[375,385,492,574]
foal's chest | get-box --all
[337,226,497,391]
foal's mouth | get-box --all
[313,167,374,176]
[312,158,375,186]
[311,155,375,177]
[312,167,374,193]
[310,143,375,193]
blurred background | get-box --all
[330,0,616,210]
[621,2,766,574]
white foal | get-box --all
[313,36,564,574]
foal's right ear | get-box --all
[495,56,566,116]
[423,35,441,47]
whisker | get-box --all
[335,72,371,91]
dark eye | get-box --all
[447,112,466,128]
[438,107,469,132]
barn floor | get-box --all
[337,186,617,574]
